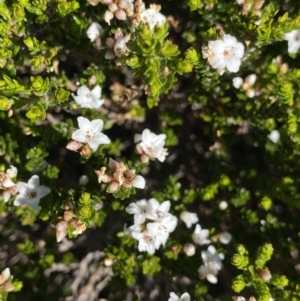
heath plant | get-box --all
[0,0,300,301]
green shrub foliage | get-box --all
[0,0,300,300]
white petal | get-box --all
[90,119,104,132]
[210,55,227,70]
[91,85,102,99]
[72,129,87,143]
[87,139,100,151]
[223,34,237,46]
[14,195,30,206]
[169,292,180,301]
[133,175,145,189]
[207,274,218,284]
[77,85,91,96]
[6,166,17,178]
[28,175,40,188]
[77,116,91,130]
[226,57,241,72]
[38,185,51,198]
[16,182,29,195]
[180,292,190,301]
[94,132,111,144]
[3,178,16,188]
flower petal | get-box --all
[72,129,87,143]
[77,116,91,130]
[38,185,51,198]
[28,175,40,188]
[132,175,145,189]
[90,119,104,132]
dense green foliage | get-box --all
[0,0,300,301]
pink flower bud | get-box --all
[66,140,82,151]
[115,9,127,20]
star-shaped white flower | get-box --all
[203,34,244,74]
[284,29,300,53]
[72,85,104,109]
[169,292,190,301]
[180,211,199,228]
[135,129,168,162]
[126,199,152,224]
[192,224,210,245]
[13,175,50,210]
[72,116,110,151]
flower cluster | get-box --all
[14,175,50,210]
[202,34,245,74]
[233,73,257,98]
[168,292,191,301]
[135,129,168,163]
[125,198,177,254]
[67,116,110,155]
[198,245,224,283]
[0,166,18,203]
[55,208,87,243]
[284,29,300,54]
[132,0,166,29]
[105,28,130,61]
[100,0,134,24]
[236,0,264,24]
[95,158,145,192]
[72,85,104,109]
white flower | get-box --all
[284,29,300,53]
[268,129,280,143]
[198,262,220,284]
[86,22,103,42]
[140,8,166,29]
[147,198,171,220]
[0,268,10,285]
[192,224,210,245]
[72,85,104,109]
[169,292,190,301]
[147,214,178,248]
[72,116,110,151]
[105,28,130,60]
[201,245,225,264]
[132,229,156,254]
[183,243,196,257]
[13,175,50,210]
[219,231,232,244]
[203,34,245,74]
[126,199,152,224]
[135,129,168,162]
[180,211,199,228]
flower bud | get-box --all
[66,140,82,152]
[63,211,73,222]
[183,243,196,257]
